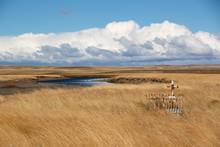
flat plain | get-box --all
[0,65,220,146]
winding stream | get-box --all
[39,77,109,87]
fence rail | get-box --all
[146,95,183,114]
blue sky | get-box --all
[0,0,219,35]
[0,0,220,65]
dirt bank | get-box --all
[108,77,171,84]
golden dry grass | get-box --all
[0,71,220,146]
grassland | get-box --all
[0,66,220,146]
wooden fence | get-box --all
[146,94,183,114]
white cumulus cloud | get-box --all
[0,20,220,65]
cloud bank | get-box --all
[0,20,220,65]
